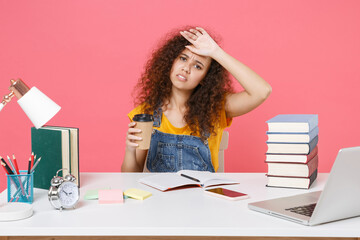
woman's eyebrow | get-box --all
[180,53,205,67]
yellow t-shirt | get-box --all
[128,105,232,172]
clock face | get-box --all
[58,181,79,208]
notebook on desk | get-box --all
[248,146,360,226]
[139,170,239,191]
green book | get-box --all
[31,126,79,189]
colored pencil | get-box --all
[7,155,17,174]
[0,156,14,175]
[27,157,32,174]
[31,152,34,169]
[1,156,27,201]
[1,161,10,174]
[30,157,41,173]
[8,156,27,199]
[12,154,20,174]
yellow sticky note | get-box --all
[124,188,152,200]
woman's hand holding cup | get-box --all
[126,122,142,151]
[128,114,154,151]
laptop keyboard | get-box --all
[285,203,317,217]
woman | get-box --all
[122,27,271,172]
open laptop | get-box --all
[248,146,360,226]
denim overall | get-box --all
[145,108,215,172]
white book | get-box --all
[266,114,318,133]
[266,146,318,163]
[267,170,318,189]
[138,170,239,191]
[266,136,318,154]
[267,155,318,177]
[267,127,319,143]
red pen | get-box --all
[31,152,34,169]
[12,154,20,174]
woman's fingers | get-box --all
[180,31,196,43]
[184,30,198,39]
[127,127,142,140]
[128,122,136,127]
[128,127,141,133]
[127,133,142,141]
[181,27,219,57]
[185,45,200,55]
[189,28,202,37]
[195,27,208,35]
[182,27,209,40]
[126,121,142,148]
[126,140,139,147]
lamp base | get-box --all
[0,203,33,221]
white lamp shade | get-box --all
[17,87,61,129]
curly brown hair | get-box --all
[133,28,233,140]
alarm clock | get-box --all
[48,168,80,210]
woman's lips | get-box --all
[177,74,187,81]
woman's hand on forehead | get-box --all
[180,27,220,58]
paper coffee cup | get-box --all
[132,114,154,150]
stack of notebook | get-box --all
[265,114,319,189]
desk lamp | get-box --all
[0,78,61,221]
[0,78,61,128]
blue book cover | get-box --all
[266,114,318,133]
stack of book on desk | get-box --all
[265,114,319,189]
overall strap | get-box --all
[203,131,210,145]
[153,107,163,127]
[153,106,210,143]
[204,131,210,138]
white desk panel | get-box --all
[0,173,359,237]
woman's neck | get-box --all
[166,88,192,113]
[160,88,192,128]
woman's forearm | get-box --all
[212,48,272,98]
[122,149,143,172]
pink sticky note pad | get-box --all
[98,189,124,204]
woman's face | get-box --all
[170,48,211,92]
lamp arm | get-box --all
[1,79,31,112]
[0,91,15,112]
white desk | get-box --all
[0,173,359,239]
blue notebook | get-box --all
[266,114,318,133]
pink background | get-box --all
[1,0,359,191]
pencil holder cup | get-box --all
[7,171,34,203]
